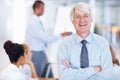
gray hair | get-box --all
[70,2,93,22]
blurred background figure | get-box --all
[110,45,120,80]
[25,0,72,77]
[1,40,27,80]
[19,44,38,79]
[1,40,38,80]
[0,51,10,80]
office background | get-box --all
[0,0,120,78]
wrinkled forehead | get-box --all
[74,10,90,16]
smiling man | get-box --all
[57,2,113,80]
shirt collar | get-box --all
[75,33,93,44]
[33,14,40,21]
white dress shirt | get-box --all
[25,15,62,51]
[19,64,32,77]
[57,33,113,80]
[113,64,120,80]
[0,64,27,80]
[0,64,38,80]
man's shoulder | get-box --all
[64,34,75,42]
[60,34,75,46]
[92,33,109,46]
[93,33,107,41]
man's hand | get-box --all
[93,66,102,73]
[61,58,71,68]
[61,32,72,38]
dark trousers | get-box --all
[32,51,53,77]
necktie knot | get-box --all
[81,40,87,45]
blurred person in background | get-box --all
[19,44,38,78]
[1,40,38,80]
[0,50,10,80]
[25,0,72,77]
[110,45,120,80]
[57,2,113,80]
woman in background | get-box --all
[19,44,37,78]
[110,45,120,80]
[1,40,38,80]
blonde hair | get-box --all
[22,44,29,54]
[70,2,92,22]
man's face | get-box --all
[73,10,92,34]
[37,4,44,16]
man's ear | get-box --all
[72,20,75,25]
[72,21,74,24]
[91,18,93,22]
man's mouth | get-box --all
[79,24,87,27]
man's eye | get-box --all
[75,16,80,18]
[84,15,89,17]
